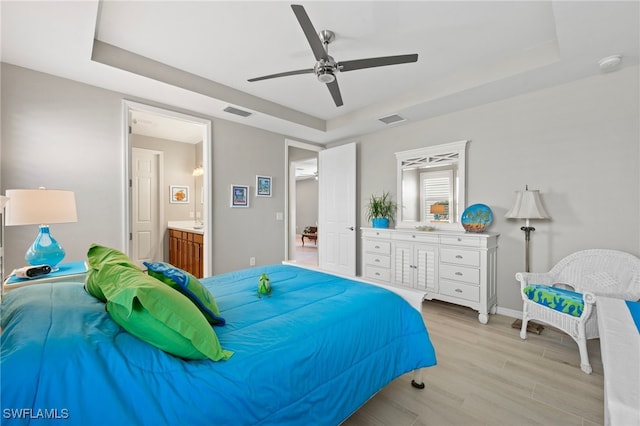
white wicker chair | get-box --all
[516,249,640,374]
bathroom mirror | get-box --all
[395,140,468,231]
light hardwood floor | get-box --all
[293,234,318,267]
[344,300,604,426]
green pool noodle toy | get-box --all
[257,273,271,298]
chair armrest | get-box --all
[515,272,555,287]
[580,292,597,319]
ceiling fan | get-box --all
[248,4,419,107]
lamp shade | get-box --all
[5,189,78,226]
[505,189,550,220]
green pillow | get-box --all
[98,263,233,361]
[85,244,140,302]
[144,261,225,325]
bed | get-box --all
[596,296,640,426]
[1,263,437,425]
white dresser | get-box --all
[361,227,499,323]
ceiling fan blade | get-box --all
[326,79,343,107]
[291,4,328,62]
[338,54,418,72]
[248,68,314,82]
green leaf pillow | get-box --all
[144,261,225,325]
[98,262,233,361]
[85,243,140,302]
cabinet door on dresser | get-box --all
[392,242,414,288]
[414,244,437,292]
[392,241,437,291]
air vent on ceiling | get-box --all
[223,106,252,118]
[378,114,406,125]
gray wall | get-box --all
[2,62,638,313]
[335,65,640,312]
[1,64,285,275]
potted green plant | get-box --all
[365,191,397,228]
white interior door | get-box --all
[318,143,356,276]
[131,148,162,267]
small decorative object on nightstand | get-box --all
[3,260,87,293]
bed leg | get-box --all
[410,369,425,389]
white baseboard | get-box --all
[497,306,522,319]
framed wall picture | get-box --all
[256,175,272,197]
[170,185,189,204]
[231,184,249,208]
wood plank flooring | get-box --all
[344,300,604,426]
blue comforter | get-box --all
[1,264,436,425]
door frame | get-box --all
[284,139,323,263]
[122,100,213,276]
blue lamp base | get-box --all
[25,225,66,269]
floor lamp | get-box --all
[505,185,550,332]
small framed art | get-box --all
[256,175,272,197]
[170,185,189,204]
[231,184,249,208]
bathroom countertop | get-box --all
[167,220,204,235]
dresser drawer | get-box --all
[392,232,438,244]
[364,239,391,255]
[439,264,480,285]
[362,229,391,239]
[440,248,480,267]
[364,252,391,268]
[440,235,481,247]
[365,265,391,282]
[439,280,480,302]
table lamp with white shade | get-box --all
[5,188,78,270]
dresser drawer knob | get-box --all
[455,272,463,276]
[455,255,463,259]
[455,288,463,293]
[375,272,381,276]
[412,235,416,238]
[374,259,380,262]
[457,238,462,242]
[375,245,380,249]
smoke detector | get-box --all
[598,55,622,72]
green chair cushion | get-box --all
[523,285,585,317]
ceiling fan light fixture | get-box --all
[317,70,335,83]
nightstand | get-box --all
[2,261,87,294]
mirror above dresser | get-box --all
[395,140,468,231]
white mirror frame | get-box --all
[395,140,469,231]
